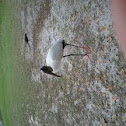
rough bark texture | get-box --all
[19,0,126,125]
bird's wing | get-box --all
[49,42,64,60]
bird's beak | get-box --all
[50,72,62,77]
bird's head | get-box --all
[40,66,52,73]
[40,66,62,77]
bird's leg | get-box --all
[66,43,90,50]
[63,53,88,58]
[66,43,91,56]
[64,42,91,59]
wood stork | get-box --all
[40,40,89,77]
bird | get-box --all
[40,40,90,77]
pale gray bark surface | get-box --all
[17,0,126,125]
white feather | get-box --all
[46,40,64,73]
